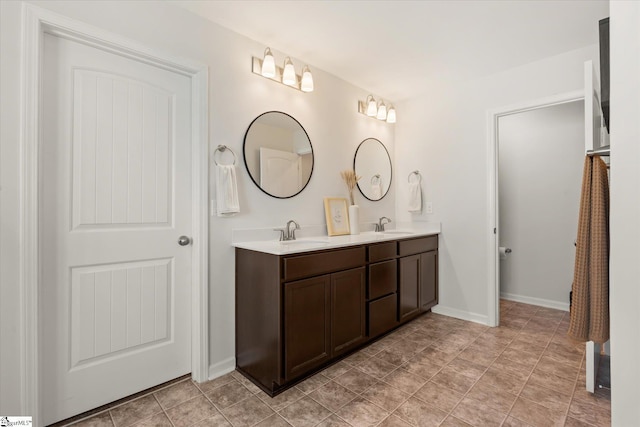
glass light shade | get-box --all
[386,106,396,123]
[261,47,276,78]
[376,101,387,120]
[282,57,296,86]
[366,95,377,116]
[301,66,314,92]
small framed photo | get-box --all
[323,197,350,236]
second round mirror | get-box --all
[354,138,392,201]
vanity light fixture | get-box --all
[358,95,396,124]
[301,66,314,92]
[252,47,314,93]
[261,48,276,78]
[376,100,387,120]
[366,95,377,116]
[282,57,297,86]
[386,105,397,123]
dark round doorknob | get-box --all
[178,236,191,246]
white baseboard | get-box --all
[431,305,489,326]
[500,292,569,312]
[207,357,236,381]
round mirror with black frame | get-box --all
[243,111,314,199]
[354,138,392,201]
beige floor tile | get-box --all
[393,397,448,427]
[333,368,378,394]
[377,415,413,427]
[110,395,163,427]
[567,398,611,427]
[572,384,611,410]
[536,355,580,381]
[519,382,571,413]
[447,357,487,380]
[375,348,414,366]
[220,395,274,427]
[354,356,397,379]
[489,355,533,381]
[253,414,292,427]
[231,371,263,394]
[154,380,202,410]
[295,372,330,394]
[258,386,305,411]
[509,397,565,427]
[564,416,596,427]
[315,415,351,427]
[382,367,428,394]
[451,396,507,427]
[413,381,464,413]
[456,347,499,367]
[344,350,372,366]
[191,412,232,427]
[500,347,541,368]
[335,397,389,427]
[526,368,576,396]
[198,372,236,393]
[73,412,114,427]
[360,381,410,412]
[130,413,172,427]
[439,416,473,427]
[278,396,332,427]
[478,367,526,395]
[165,396,219,427]
[206,381,253,409]
[502,416,534,427]
[308,381,357,412]
[465,380,517,413]
[431,366,478,395]
[321,361,352,379]
[401,359,442,380]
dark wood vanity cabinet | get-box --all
[236,234,438,395]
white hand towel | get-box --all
[408,181,422,212]
[216,164,240,216]
[371,179,383,200]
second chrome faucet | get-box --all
[375,216,392,232]
[275,220,300,241]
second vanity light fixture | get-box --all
[358,95,396,124]
[252,47,314,93]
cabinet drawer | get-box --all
[398,236,438,256]
[368,242,397,262]
[283,247,366,281]
[368,294,398,338]
[368,260,397,300]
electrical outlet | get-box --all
[426,201,433,214]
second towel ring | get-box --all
[408,170,421,183]
[214,144,237,166]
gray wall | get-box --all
[498,101,585,310]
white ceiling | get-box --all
[170,0,609,102]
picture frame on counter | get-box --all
[323,197,350,236]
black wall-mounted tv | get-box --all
[599,17,610,133]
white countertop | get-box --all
[232,223,441,255]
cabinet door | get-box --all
[420,251,438,311]
[398,255,420,323]
[331,267,366,357]
[368,260,397,300]
[284,275,331,380]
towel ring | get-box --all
[408,170,421,183]
[370,174,381,184]
[214,144,237,166]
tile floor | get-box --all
[62,300,611,427]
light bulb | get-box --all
[376,101,387,120]
[282,57,296,86]
[261,47,276,78]
[386,106,396,123]
[301,66,314,92]
[366,95,377,117]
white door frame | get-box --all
[20,5,209,424]
[486,90,584,327]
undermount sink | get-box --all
[279,239,328,245]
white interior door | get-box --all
[260,147,302,197]
[41,33,193,424]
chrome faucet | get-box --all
[275,220,301,241]
[375,217,392,232]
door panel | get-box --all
[42,34,192,424]
[420,251,438,311]
[260,147,301,197]
[284,276,331,380]
[398,255,420,322]
[331,268,366,356]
